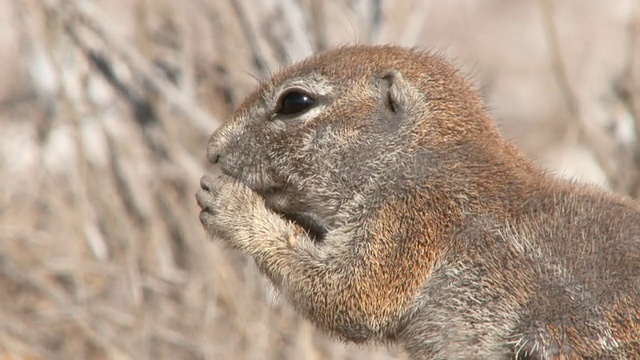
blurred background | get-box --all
[1,0,639,359]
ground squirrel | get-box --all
[196,45,640,359]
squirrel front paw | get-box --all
[196,174,267,248]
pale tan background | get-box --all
[1,0,639,359]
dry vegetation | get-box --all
[1,0,639,359]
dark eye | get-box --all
[276,90,316,116]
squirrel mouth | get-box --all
[276,211,328,243]
[218,169,327,240]
[259,188,328,243]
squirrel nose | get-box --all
[207,127,229,164]
[207,117,244,165]
[207,143,222,164]
[208,151,220,164]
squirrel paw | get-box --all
[196,174,266,247]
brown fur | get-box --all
[196,45,640,359]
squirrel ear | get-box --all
[379,69,410,117]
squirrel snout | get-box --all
[207,129,228,164]
[208,151,220,164]
[207,118,244,165]
[207,143,221,164]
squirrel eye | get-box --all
[276,90,316,116]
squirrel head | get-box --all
[208,45,499,238]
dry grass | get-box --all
[0,0,639,359]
